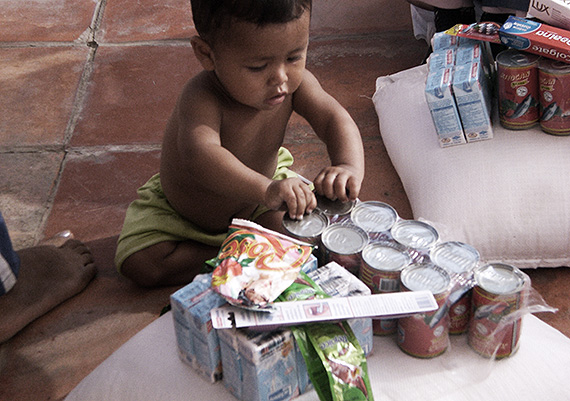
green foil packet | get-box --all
[302,322,373,401]
[280,271,374,401]
[278,271,329,302]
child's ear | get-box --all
[190,36,215,71]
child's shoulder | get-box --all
[177,71,225,114]
[180,71,218,101]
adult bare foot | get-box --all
[0,239,97,343]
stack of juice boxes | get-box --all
[170,255,374,401]
[425,33,495,147]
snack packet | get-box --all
[278,270,329,302]
[280,270,374,401]
[295,322,374,401]
[210,219,313,310]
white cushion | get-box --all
[373,65,570,268]
[65,312,570,400]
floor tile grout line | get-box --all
[34,0,108,243]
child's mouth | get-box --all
[266,93,286,106]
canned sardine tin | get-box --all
[282,210,329,245]
[360,242,411,293]
[398,264,451,358]
[538,58,570,136]
[496,49,540,130]
[430,241,480,334]
[321,223,368,276]
[361,242,411,335]
[468,263,527,358]
[391,220,439,262]
[350,201,398,241]
[315,193,355,223]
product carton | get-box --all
[499,16,570,63]
[171,254,319,382]
[453,50,494,142]
[425,67,466,147]
[170,274,226,382]
[528,0,570,31]
[219,329,300,401]
[306,261,374,356]
[428,48,456,70]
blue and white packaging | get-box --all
[425,67,466,147]
[453,45,494,142]
[170,274,227,382]
[219,329,300,401]
[171,255,318,383]
[428,48,456,70]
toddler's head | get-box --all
[191,0,312,45]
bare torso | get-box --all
[160,71,294,233]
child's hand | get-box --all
[313,165,362,203]
[265,178,317,220]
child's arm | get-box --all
[293,70,365,202]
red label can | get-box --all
[497,49,540,130]
[390,219,439,264]
[320,223,368,276]
[429,241,480,334]
[468,263,528,359]
[397,264,451,358]
[360,241,411,335]
[538,58,570,136]
[350,201,398,242]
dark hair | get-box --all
[191,0,312,42]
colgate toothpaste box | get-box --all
[499,16,570,63]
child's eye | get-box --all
[247,65,267,72]
[287,55,302,63]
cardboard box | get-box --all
[170,274,226,382]
[306,261,373,355]
[425,67,467,147]
[453,47,494,142]
[499,16,570,63]
[528,0,570,31]
[219,329,300,401]
[428,48,456,70]
[171,255,319,382]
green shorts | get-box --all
[114,147,299,272]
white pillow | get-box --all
[373,65,570,268]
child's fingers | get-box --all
[345,176,361,201]
[287,183,316,220]
[332,174,351,202]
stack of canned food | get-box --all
[282,196,530,359]
[497,48,570,135]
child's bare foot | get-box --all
[0,239,97,343]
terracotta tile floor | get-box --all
[0,1,568,400]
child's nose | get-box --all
[270,64,288,86]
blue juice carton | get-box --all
[428,48,456,70]
[425,67,466,147]
[170,255,318,383]
[170,274,227,382]
[219,329,300,401]
[453,48,494,142]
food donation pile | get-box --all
[427,16,570,148]
[171,196,549,401]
